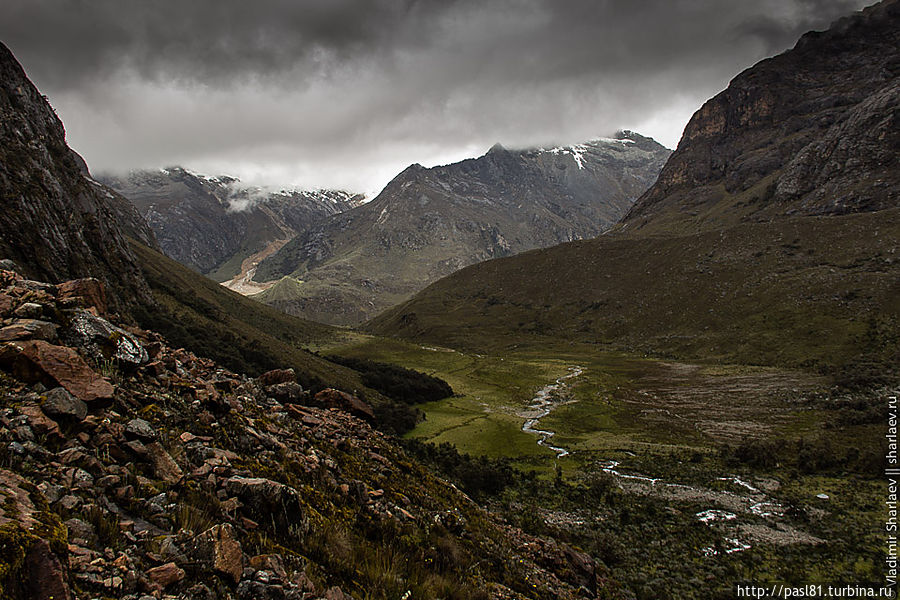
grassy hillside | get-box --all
[368,208,900,375]
[129,240,373,394]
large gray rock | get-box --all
[64,309,148,367]
[124,418,157,442]
[41,387,87,421]
[224,477,308,533]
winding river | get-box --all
[521,366,584,458]
[520,367,815,556]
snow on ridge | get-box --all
[545,143,590,169]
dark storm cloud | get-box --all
[0,0,876,192]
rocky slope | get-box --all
[101,168,362,287]
[623,0,899,233]
[252,132,669,325]
[368,0,900,373]
[0,42,156,314]
[0,267,612,600]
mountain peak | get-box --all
[486,142,508,155]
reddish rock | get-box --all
[313,388,375,423]
[147,561,185,588]
[0,319,58,342]
[324,586,353,600]
[24,539,72,600]
[144,341,162,360]
[17,404,60,438]
[256,368,295,387]
[143,360,166,377]
[249,554,287,579]
[13,302,43,319]
[145,441,184,484]
[0,340,114,405]
[0,292,14,316]
[189,524,243,584]
[286,404,324,426]
[57,278,108,315]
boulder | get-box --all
[249,554,287,579]
[224,477,308,533]
[124,418,157,442]
[313,389,375,423]
[0,340,115,405]
[13,302,43,319]
[145,441,184,485]
[17,404,61,437]
[189,523,243,584]
[24,539,72,600]
[57,278,108,315]
[266,381,305,403]
[41,387,88,422]
[64,310,148,368]
[146,561,185,588]
[0,319,59,342]
[324,586,354,600]
[256,368,295,387]
[0,292,13,316]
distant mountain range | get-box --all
[368,0,900,374]
[251,132,670,325]
[100,168,363,292]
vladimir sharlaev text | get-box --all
[888,394,899,589]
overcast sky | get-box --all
[1,0,874,196]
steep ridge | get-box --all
[368,0,900,373]
[0,42,156,313]
[623,0,899,233]
[252,132,669,325]
[101,168,362,283]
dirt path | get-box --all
[220,238,289,295]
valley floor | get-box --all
[323,335,890,598]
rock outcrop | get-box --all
[624,0,899,232]
[0,43,156,313]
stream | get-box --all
[520,367,812,556]
[520,366,584,458]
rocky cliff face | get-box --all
[253,132,670,325]
[101,168,362,282]
[624,0,899,233]
[0,43,156,313]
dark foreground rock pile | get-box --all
[0,264,611,600]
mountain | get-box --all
[623,0,899,235]
[0,42,156,314]
[101,168,362,291]
[252,132,670,325]
[368,0,900,374]
[0,40,430,430]
[0,42,617,600]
